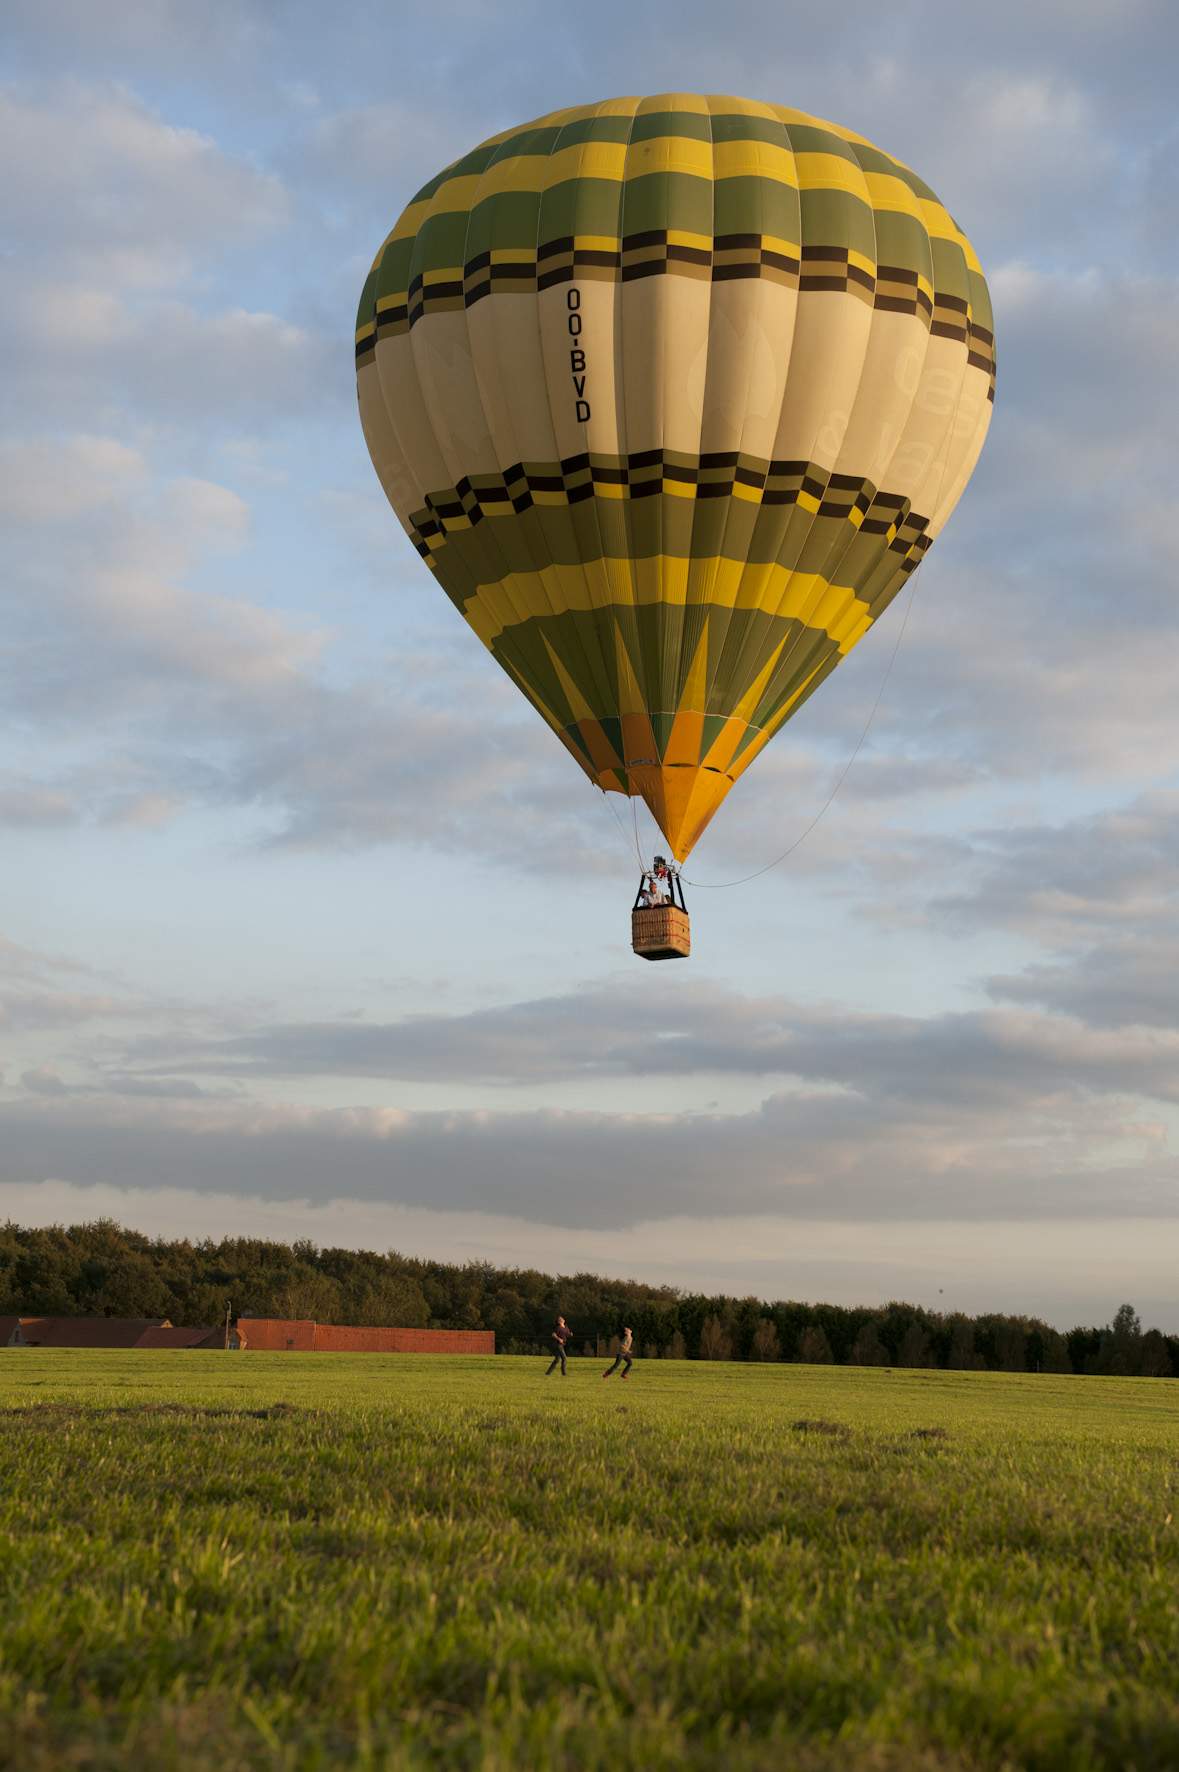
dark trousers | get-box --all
[604,1352,633,1375]
[546,1346,567,1375]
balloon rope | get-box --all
[630,792,646,870]
[600,781,642,869]
[680,572,919,889]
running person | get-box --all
[545,1315,571,1377]
[602,1325,634,1379]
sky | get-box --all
[3,0,1179,1331]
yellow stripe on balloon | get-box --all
[792,152,870,197]
[712,139,799,184]
[460,559,872,648]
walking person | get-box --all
[602,1325,634,1380]
[545,1314,572,1377]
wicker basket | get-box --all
[632,904,691,961]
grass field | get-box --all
[2,1352,1178,1771]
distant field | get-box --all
[2,1353,1178,1771]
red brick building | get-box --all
[14,1317,177,1348]
[135,1325,230,1349]
[1,1315,489,1353]
[237,1318,494,1354]
[6,1318,233,1349]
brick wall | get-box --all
[238,1318,317,1350]
[237,1318,493,1355]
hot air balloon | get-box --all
[355,95,994,958]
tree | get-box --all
[797,1325,833,1364]
[1103,1303,1144,1376]
[1140,1329,1172,1378]
[992,1321,1026,1373]
[850,1320,887,1366]
[699,1315,733,1361]
[946,1318,981,1371]
[273,1268,343,1324]
[480,1285,530,1345]
[343,1275,430,1328]
[0,1220,1174,1387]
[70,1220,173,1319]
[1068,1326,1101,1375]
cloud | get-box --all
[0,428,627,861]
[19,1067,68,1097]
[1,454,322,727]
[938,792,1179,941]
[0,933,153,1035]
[7,939,1179,1235]
[4,2,274,88]
[865,72,1117,267]
[0,435,147,521]
[0,992,134,1032]
[0,453,595,854]
[0,80,287,288]
[990,942,1179,1033]
[0,1059,1174,1231]
[0,931,96,983]
[0,82,332,435]
[0,784,83,828]
[107,976,1179,1117]
[986,265,1178,522]
[0,284,337,430]
[293,97,462,204]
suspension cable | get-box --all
[599,779,643,870]
[629,791,646,870]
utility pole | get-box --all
[224,1299,232,1351]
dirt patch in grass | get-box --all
[2,1401,301,1425]
[792,1418,851,1438]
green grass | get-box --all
[1,1353,1177,1771]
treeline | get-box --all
[0,1219,1174,1377]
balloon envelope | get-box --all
[357,95,994,858]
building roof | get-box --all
[17,1316,173,1348]
[134,1325,216,1349]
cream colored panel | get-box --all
[885,332,971,513]
[373,333,453,506]
[408,310,501,480]
[927,366,994,537]
[697,277,798,461]
[537,278,624,462]
[618,271,711,459]
[771,289,874,468]
[536,101,628,464]
[534,103,637,684]
[466,293,560,468]
[833,308,933,488]
[357,358,421,530]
